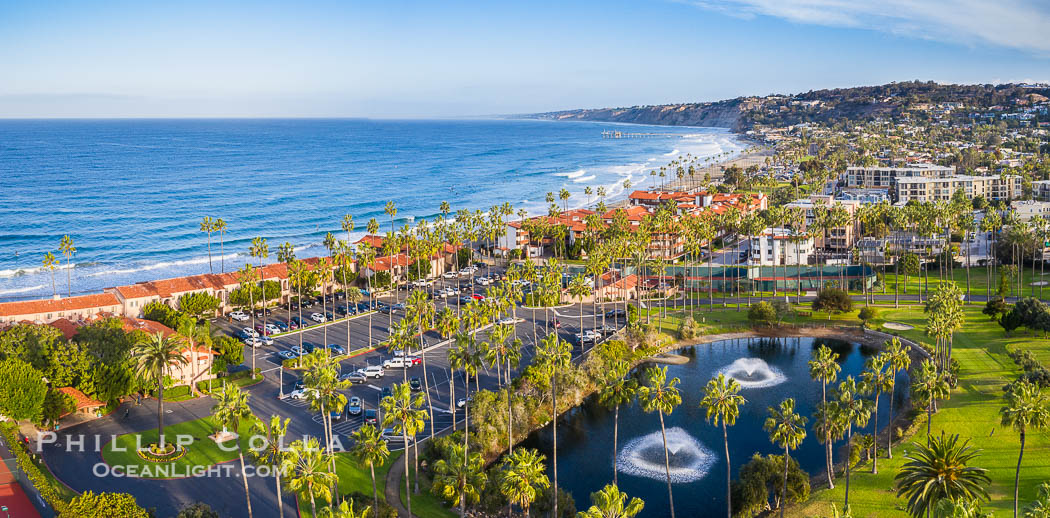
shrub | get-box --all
[858,306,878,327]
[731,453,810,518]
[177,292,221,318]
[812,288,852,320]
[1,423,69,513]
[748,301,777,326]
[678,316,701,339]
[60,491,149,518]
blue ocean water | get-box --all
[0,118,743,300]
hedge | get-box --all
[0,422,69,514]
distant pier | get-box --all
[601,130,680,139]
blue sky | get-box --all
[1,0,1048,117]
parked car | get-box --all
[574,330,600,345]
[291,316,305,327]
[383,357,408,369]
[330,406,344,422]
[550,319,561,329]
[364,409,378,425]
[409,377,422,392]
[288,388,317,400]
[277,350,296,360]
[243,337,263,348]
[264,323,281,334]
[272,321,289,332]
[380,386,393,400]
[291,344,314,356]
[405,355,422,366]
[242,327,259,338]
[442,271,458,279]
[605,309,627,318]
[324,344,345,355]
[258,335,274,346]
[497,317,518,325]
[340,371,366,384]
[347,396,362,416]
[229,310,250,322]
[310,312,326,323]
[361,365,384,379]
[325,311,335,321]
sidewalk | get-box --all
[383,455,413,518]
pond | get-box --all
[519,336,910,517]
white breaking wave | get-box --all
[0,284,47,296]
[664,148,680,156]
[616,427,715,483]
[572,174,597,183]
[554,169,587,179]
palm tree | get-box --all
[894,434,990,518]
[764,398,807,518]
[319,499,371,518]
[814,399,846,489]
[350,424,389,518]
[406,289,437,438]
[435,308,460,427]
[250,237,270,360]
[1000,379,1050,518]
[534,332,572,518]
[432,442,487,515]
[42,252,58,297]
[283,437,338,518]
[237,264,260,371]
[912,359,951,441]
[315,257,334,352]
[380,381,427,516]
[638,366,682,518]
[131,332,188,450]
[700,374,746,518]
[597,361,637,486]
[569,274,591,347]
[59,234,75,297]
[251,415,290,518]
[578,484,645,518]
[836,376,873,509]
[358,242,377,347]
[212,384,255,518]
[215,218,228,273]
[200,216,215,273]
[809,344,841,409]
[499,448,549,517]
[885,338,912,458]
[861,354,893,474]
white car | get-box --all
[361,365,384,378]
[243,337,263,348]
[242,327,259,338]
[310,312,326,323]
[475,277,491,286]
[265,323,281,334]
[229,311,250,322]
[383,357,408,369]
[442,271,458,279]
[288,388,318,400]
[497,317,519,326]
[258,335,274,346]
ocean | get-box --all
[0,118,743,301]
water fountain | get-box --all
[717,358,787,388]
[616,427,715,483]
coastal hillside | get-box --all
[529,80,1050,132]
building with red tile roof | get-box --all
[56,387,105,416]
[0,293,122,326]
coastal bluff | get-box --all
[524,98,747,130]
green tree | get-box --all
[577,484,645,518]
[131,332,188,449]
[813,288,853,320]
[597,361,637,487]
[60,491,149,518]
[534,332,573,518]
[885,338,912,458]
[701,373,746,518]
[200,216,215,273]
[764,398,808,518]
[178,292,221,318]
[212,384,255,518]
[350,424,389,518]
[381,381,427,517]
[836,376,873,508]
[59,234,76,298]
[638,366,683,518]
[42,251,58,298]
[894,434,990,518]
[912,359,952,440]
[1024,482,1050,518]
[1000,380,1050,518]
[250,415,290,518]
[500,448,550,517]
[748,301,778,326]
[432,442,487,515]
[0,358,47,421]
[283,437,338,518]
[39,388,75,428]
[319,499,371,518]
[861,354,893,474]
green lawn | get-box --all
[783,307,1050,518]
[101,416,259,479]
[399,463,458,518]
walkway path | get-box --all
[384,454,413,518]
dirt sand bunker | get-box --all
[883,322,914,331]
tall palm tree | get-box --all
[358,242,377,347]
[250,237,270,359]
[59,234,75,297]
[534,332,572,518]
[912,359,951,441]
[701,374,746,518]
[1000,380,1050,518]
[597,360,637,487]
[278,241,296,347]
[380,381,427,516]
[894,434,990,518]
[350,424,390,518]
[836,376,873,509]
[42,252,58,298]
[435,308,460,427]
[578,484,645,518]
[131,332,188,450]
[861,354,893,474]
[809,344,841,408]
[283,437,338,518]
[764,398,807,518]
[251,415,290,518]
[885,338,912,458]
[212,384,255,518]
[814,400,846,489]
[315,257,334,352]
[237,264,260,371]
[449,332,481,457]
[499,448,549,517]
[214,218,228,273]
[638,366,682,518]
[485,324,522,454]
[200,216,215,273]
[432,442,487,516]
[405,288,436,438]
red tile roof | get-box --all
[0,293,121,318]
[57,387,105,412]
[47,318,80,340]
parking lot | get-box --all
[211,264,625,449]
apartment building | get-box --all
[894,174,1022,203]
[784,195,862,257]
[749,228,814,266]
[845,164,955,188]
[1011,200,1050,222]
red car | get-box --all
[550,319,561,329]
[406,356,423,366]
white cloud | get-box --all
[685,0,1050,55]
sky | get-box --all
[1,0,1049,118]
